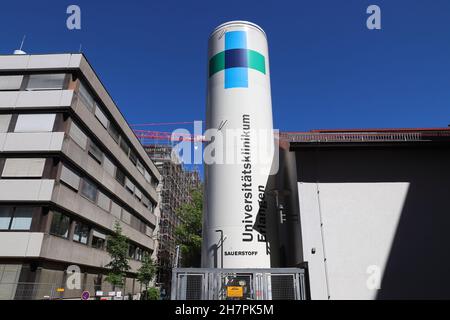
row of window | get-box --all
[50,211,149,261]
[0,73,159,189]
[0,113,56,133]
[68,121,156,212]
[0,157,154,238]
[50,211,104,248]
[60,164,153,237]
[0,111,156,214]
[78,82,158,189]
[0,74,66,92]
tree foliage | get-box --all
[147,287,160,300]
[137,254,157,290]
[105,221,130,289]
[175,187,203,267]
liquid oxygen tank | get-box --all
[202,21,277,268]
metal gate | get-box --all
[171,268,306,300]
[0,282,57,300]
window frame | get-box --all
[0,207,34,231]
[0,207,13,230]
[92,231,106,250]
[0,75,23,91]
[49,211,71,239]
[115,167,126,186]
[88,141,104,165]
[73,221,90,245]
[80,178,98,203]
[14,113,56,133]
[108,123,120,144]
[25,73,66,91]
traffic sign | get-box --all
[81,291,90,300]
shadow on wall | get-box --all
[296,144,450,299]
[253,145,303,268]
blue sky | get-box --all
[1,0,450,133]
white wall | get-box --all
[0,232,44,257]
[0,179,54,201]
[298,182,408,300]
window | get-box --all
[0,207,12,230]
[121,210,131,224]
[115,167,125,186]
[60,165,80,191]
[69,122,87,150]
[135,247,143,261]
[94,104,109,128]
[108,123,120,143]
[10,208,33,230]
[139,221,146,234]
[26,74,65,91]
[128,243,136,259]
[120,138,130,156]
[14,114,56,132]
[103,156,116,177]
[129,150,137,165]
[110,202,122,219]
[0,75,23,90]
[88,141,103,164]
[0,114,11,133]
[73,221,90,244]
[92,230,106,249]
[97,191,111,212]
[50,211,70,238]
[142,195,150,209]
[145,226,153,237]
[81,178,98,202]
[78,82,95,111]
[125,178,135,194]
[130,215,140,230]
[0,207,33,231]
[2,158,45,178]
[136,160,144,175]
[144,170,151,184]
[134,188,142,200]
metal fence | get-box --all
[171,268,306,300]
[283,131,424,143]
[0,282,59,300]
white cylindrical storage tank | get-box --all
[203,21,276,268]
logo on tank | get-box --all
[209,31,266,88]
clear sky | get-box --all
[1,0,450,133]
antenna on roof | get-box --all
[13,35,27,55]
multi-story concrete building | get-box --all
[0,53,160,299]
[144,144,200,296]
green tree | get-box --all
[175,187,203,267]
[137,254,157,292]
[147,287,160,300]
[105,221,130,290]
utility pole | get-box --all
[174,245,180,268]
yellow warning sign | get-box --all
[226,286,243,298]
